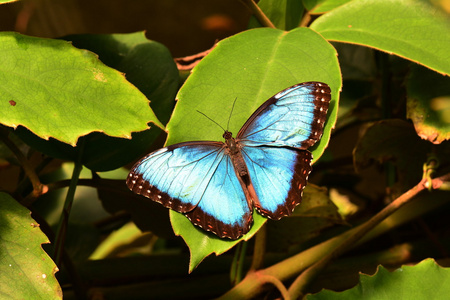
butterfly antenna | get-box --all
[196,110,226,132]
[227,97,238,130]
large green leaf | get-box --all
[0,192,61,299]
[63,32,177,126]
[407,65,450,144]
[0,32,162,147]
[9,32,177,171]
[166,27,341,270]
[307,259,450,299]
[311,0,450,75]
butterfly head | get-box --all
[223,130,233,140]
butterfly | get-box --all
[127,82,331,239]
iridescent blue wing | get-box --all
[240,145,312,219]
[236,82,331,219]
[237,82,331,149]
[127,142,253,239]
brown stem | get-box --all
[240,0,276,28]
[299,11,311,27]
[256,273,290,300]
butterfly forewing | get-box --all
[127,141,253,239]
[237,82,331,149]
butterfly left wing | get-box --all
[237,82,331,149]
[127,142,253,239]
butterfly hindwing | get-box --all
[184,152,253,239]
[240,145,312,219]
[237,82,331,149]
[127,142,252,239]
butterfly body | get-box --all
[127,82,331,239]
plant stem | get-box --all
[230,241,248,285]
[299,10,311,27]
[52,140,85,266]
[249,222,267,271]
[237,241,248,284]
[240,0,276,28]
[256,274,290,300]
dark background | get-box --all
[0,0,252,57]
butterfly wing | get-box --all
[235,82,331,219]
[237,82,331,149]
[127,142,252,239]
[240,145,312,219]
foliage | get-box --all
[307,259,450,300]
[0,0,449,299]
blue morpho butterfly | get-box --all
[127,82,331,239]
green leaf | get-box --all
[172,210,264,272]
[9,32,177,171]
[310,0,450,75]
[64,32,178,125]
[167,27,341,271]
[89,222,143,260]
[407,65,450,144]
[303,0,352,14]
[307,259,450,300]
[0,32,162,146]
[62,32,177,171]
[248,0,305,30]
[0,0,18,4]
[0,192,61,299]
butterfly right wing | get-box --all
[240,144,312,220]
[237,82,331,149]
[127,141,253,239]
[235,82,330,222]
